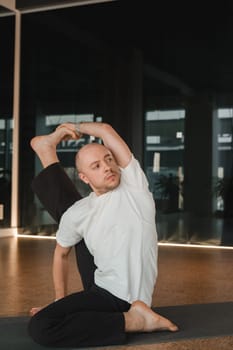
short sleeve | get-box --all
[120,155,149,190]
[56,206,83,247]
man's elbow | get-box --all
[54,243,71,259]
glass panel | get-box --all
[19,4,109,236]
[0,12,14,229]
[214,108,233,246]
[144,109,185,242]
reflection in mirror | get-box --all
[18,2,233,246]
[0,7,14,229]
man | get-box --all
[28,122,178,348]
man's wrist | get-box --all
[75,122,83,137]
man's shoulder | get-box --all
[120,154,134,169]
[120,155,149,191]
[120,155,142,174]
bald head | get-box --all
[75,143,113,173]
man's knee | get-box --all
[28,315,53,346]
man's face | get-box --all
[76,143,121,196]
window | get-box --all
[144,109,185,213]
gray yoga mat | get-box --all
[0,302,232,350]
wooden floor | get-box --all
[0,235,233,349]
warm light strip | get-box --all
[17,234,56,240]
[17,234,233,249]
[158,242,233,250]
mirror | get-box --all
[8,1,233,246]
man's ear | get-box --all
[79,172,89,184]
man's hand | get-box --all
[55,124,81,141]
[29,306,44,316]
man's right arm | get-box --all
[58,122,132,169]
[53,243,72,300]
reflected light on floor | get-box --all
[17,234,233,249]
[158,242,233,250]
[17,234,56,240]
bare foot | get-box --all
[30,126,78,168]
[124,300,178,333]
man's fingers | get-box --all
[56,125,80,140]
[29,306,43,316]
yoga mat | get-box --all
[0,302,232,350]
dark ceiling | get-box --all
[3,0,233,97]
[15,0,94,11]
[30,1,233,95]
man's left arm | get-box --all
[53,243,72,300]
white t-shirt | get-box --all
[56,155,158,306]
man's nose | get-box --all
[103,161,111,171]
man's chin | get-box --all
[108,178,120,190]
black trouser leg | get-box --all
[28,285,130,348]
[31,162,96,290]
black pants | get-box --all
[28,163,130,348]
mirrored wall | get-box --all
[1,1,233,246]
